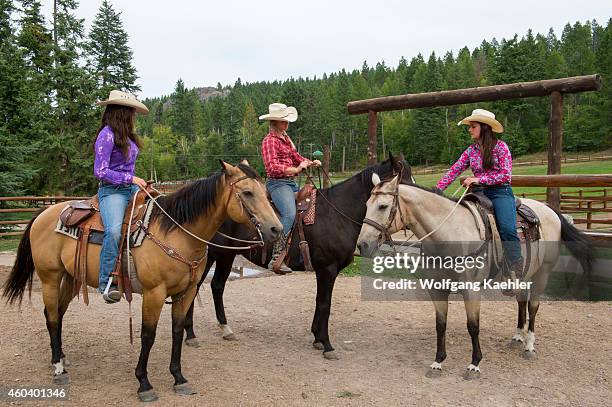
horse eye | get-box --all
[242,190,254,197]
[378,204,388,210]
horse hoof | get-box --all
[508,339,524,349]
[138,389,158,402]
[425,369,442,378]
[223,333,238,341]
[323,350,339,360]
[185,338,200,348]
[313,342,324,350]
[174,382,197,396]
[61,356,71,367]
[522,350,537,360]
[463,365,481,381]
[52,373,70,385]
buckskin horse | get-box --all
[183,153,414,359]
[356,173,594,379]
[2,162,282,402]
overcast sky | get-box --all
[41,0,609,99]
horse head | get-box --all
[219,160,282,244]
[357,173,407,257]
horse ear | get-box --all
[388,150,393,162]
[240,159,250,167]
[372,172,381,186]
[220,160,236,174]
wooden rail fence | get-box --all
[0,196,88,237]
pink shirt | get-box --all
[436,140,513,190]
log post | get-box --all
[367,110,377,165]
[323,145,331,188]
[547,91,563,210]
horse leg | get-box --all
[510,293,528,348]
[41,274,69,385]
[313,265,339,360]
[463,298,482,380]
[57,273,76,367]
[426,290,448,378]
[135,286,165,402]
[170,285,199,396]
[211,254,237,340]
[184,257,215,348]
[522,266,549,360]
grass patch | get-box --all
[341,256,364,276]
[0,237,20,252]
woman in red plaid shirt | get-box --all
[260,103,320,271]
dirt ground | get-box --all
[0,265,610,407]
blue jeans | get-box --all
[483,185,522,264]
[267,178,299,235]
[97,183,139,292]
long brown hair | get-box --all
[96,104,142,158]
[478,123,497,170]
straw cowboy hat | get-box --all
[259,103,298,122]
[96,90,149,114]
[458,109,503,133]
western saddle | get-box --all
[271,182,317,274]
[461,190,541,277]
[59,186,159,304]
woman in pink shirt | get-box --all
[436,109,523,283]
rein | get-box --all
[141,176,265,250]
[364,178,470,251]
[126,175,266,305]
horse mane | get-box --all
[321,159,404,193]
[401,182,460,202]
[152,163,259,233]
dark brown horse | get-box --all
[183,153,414,359]
[2,162,282,402]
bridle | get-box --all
[224,175,266,246]
[362,168,410,245]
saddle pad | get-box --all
[303,189,317,225]
[54,199,156,248]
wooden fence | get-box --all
[0,196,88,237]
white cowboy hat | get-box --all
[96,90,149,114]
[258,103,298,122]
[458,109,503,133]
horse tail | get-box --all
[551,206,594,274]
[2,209,44,305]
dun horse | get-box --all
[357,174,593,379]
[183,153,414,359]
[2,162,282,402]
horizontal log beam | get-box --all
[347,74,601,114]
[458,175,612,187]
[511,175,612,187]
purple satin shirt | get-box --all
[93,125,139,185]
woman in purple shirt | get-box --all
[436,109,523,285]
[94,90,149,303]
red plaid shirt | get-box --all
[261,131,307,178]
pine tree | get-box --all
[86,0,139,98]
[46,0,97,193]
[0,0,37,196]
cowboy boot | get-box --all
[268,233,292,274]
[501,257,524,297]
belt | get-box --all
[99,181,131,188]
